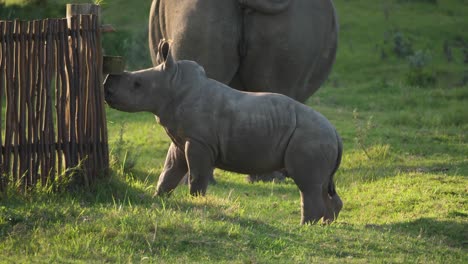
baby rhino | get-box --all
[104,42,343,224]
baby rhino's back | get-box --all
[214,92,300,174]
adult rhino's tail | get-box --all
[328,129,342,197]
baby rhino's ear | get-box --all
[158,40,175,71]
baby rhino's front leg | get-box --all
[185,140,215,196]
[155,143,188,196]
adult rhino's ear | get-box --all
[158,40,175,71]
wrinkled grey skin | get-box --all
[149,0,338,182]
[104,42,343,224]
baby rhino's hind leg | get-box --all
[322,189,343,224]
[298,185,326,224]
[285,134,335,224]
[286,150,329,224]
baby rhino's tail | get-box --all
[325,129,343,222]
[328,130,342,197]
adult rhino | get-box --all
[149,0,338,182]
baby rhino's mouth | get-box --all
[103,74,121,107]
[103,94,121,110]
[103,88,121,110]
[103,91,132,112]
[103,89,114,106]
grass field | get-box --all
[1,0,467,263]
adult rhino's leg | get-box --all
[154,143,188,196]
[149,0,242,84]
[236,0,338,101]
[149,0,159,65]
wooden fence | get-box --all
[0,14,109,192]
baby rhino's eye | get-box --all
[134,81,141,89]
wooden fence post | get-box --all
[66,4,101,26]
[0,4,111,192]
[66,3,109,185]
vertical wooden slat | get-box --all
[84,16,97,183]
[11,21,17,182]
[18,21,28,186]
[71,15,87,186]
[30,20,40,184]
[24,20,31,186]
[46,19,56,181]
[37,20,47,185]
[4,21,13,180]
[12,20,20,183]
[91,15,105,176]
[21,20,29,186]
[55,20,63,176]
[57,19,66,176]
[90,15,100,175]
[92,15,101,180]
[97,16,109,176]
[38,20,46,182]
[77,16,88,185]
[57,19,71,175]
[80,15,91,187]
[62,19,77,170]
[70,16,80,165]
[82,16,91,182]
[52,19,59,180]
[42,19,51,181]
[25,21,34,185]
[18,21,26,185]
[39,19,47,182]
[0,21,5,191]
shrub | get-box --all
[393,31,414,58]
[406,69,437,87]
[405,50,437,87]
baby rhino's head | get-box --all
[104,41,176,113]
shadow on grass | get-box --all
[211,175,296,193]
[397,160,468,177]
[338,159,468,184]
[367,217,467,249]
[145,203,331,262]
[0,170,154,240]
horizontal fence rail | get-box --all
[0,15,109,192]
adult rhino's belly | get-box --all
[234,0,338,101]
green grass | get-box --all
[1,0,468,263]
